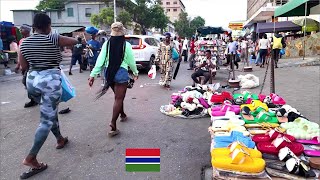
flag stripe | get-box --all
[126,164,160,172]
[126,148,160,156]
[126,158,160,163]
[125,156,160,158]
[125,163,160,165]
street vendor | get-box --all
[191,50,216,86]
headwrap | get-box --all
[20,24,32,32]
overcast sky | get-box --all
[0,0,247,27]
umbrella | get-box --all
[292,18,319,32]
[197,26,225,35]
[173,61,181,80]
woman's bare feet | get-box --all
[56,137,69,149]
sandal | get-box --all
[257,136,304,156]
[120,116,128,122]
[252,128,295,143]
[212,141,262,158]
[20,163,48,179]
[211,147,265,173]
[56,137,69,149]
[108,124,120,137]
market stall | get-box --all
[256,21,302,33]
[208,90,320,179]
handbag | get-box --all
[61,70,76,102]
[172,48,179,61]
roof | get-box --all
[65,0,104,5]
[11,9,39,12]
[51,26,85,34]
[256,21,301,33]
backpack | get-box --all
[272,36,283,49]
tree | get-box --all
[90,8,114,28]
[150,5,169,33]
[174,13,206,38]
[190,16,205,33]
[117,10,133,28]
[36,0,64,10]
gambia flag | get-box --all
[126,148,160,172]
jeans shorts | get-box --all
[105,67,129,84]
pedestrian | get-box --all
[191,50,216,86]
[156,32,181,90]
[258,34,270,68]
[173,36,180,53]
[224,38,239,69]
[15,24,39,108]
[182,37,188,62]
[69,37,85,75]
[87,33,101,72]
[240,37,249,66]
[187,36,196,70]
[18,13,77,178]
[271,32,286,68]
[88,22,139,137]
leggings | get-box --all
[272,49,281,66]
[191,69,211,84]
[26,69,63,156]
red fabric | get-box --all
[210,91,233,104]
[11,27,16,37]
[190,40,195,54]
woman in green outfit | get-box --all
[88,22,138,137]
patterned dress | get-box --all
[157,42,175,87]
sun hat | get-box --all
[111,22,125,36]
[85,26,99,35]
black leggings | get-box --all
[259,49,268,65]
[191,69,211,84]
[226,54,239,69]
[272,49,281,67]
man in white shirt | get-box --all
[182,38,188,62]
[173,36,180,53]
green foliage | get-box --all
[36,0,64,10]
[174,13,205,38]
[90,8,114,28]
[150,5,169,32]
[117,10,132,28]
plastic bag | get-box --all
[148,65,156,79]
[60,70,76,102]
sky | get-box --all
[0,0,247,27]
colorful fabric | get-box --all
[26,69,63,156]
[157,42,175,86]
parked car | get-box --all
[125,35,160,70]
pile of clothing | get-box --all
[208,90,320,179]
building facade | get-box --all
[160,0,186,23]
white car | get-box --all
[125,35,160,70]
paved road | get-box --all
[0,62,319,180]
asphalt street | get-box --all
[0,61,319,180]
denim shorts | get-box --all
[105,67,129,84]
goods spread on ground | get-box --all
[160,89,320,179]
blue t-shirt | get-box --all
[87,39,100,54]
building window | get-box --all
[67,8,74,17]
[166,2,170,5]
[85,8,92,17]
[173,1,178,4]
[166,8,170,12]
[57,11,61,19]
[173,9,177,12]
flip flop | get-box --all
[296,137,320,145]
[211,141,262,158]
[108,129,120,137]
[59,108,71,114]
[252,129,295,143]
[257,136,304,156]
[241,106,254,121]
[309,157,320,170]
[120,116,128,122]
[56,137,69,149]
[304,150,320,157]
[20,163,48,179]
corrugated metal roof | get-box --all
[52,26,84,34]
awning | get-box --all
[197,26,225,35]
[51,26,84,34]
[244,6,276,27]
[256,21,301,33]
[274,0,319,17]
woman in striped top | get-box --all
[18,13,77,178]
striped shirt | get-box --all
[20,33,61,70]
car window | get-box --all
[144,38,153,46]
[152,38,160,46]
[125,37,140,45]
[147,38,158,47]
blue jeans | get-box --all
[26,69,63,156]
[105,67,129,84]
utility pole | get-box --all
[114,0,117,22]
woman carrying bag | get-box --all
[88,22,138,137]
[156,32,181,90]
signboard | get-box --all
[228,23,243,30]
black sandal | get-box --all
[20,163,48,179]
[59,108,71,114]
